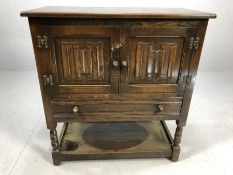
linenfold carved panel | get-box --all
[61,42,104,80]
[55,38,110,85]
[132,39,183,83]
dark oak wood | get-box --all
[179,21,209,126]
[21,7,216,165]
[21,6,216,19]
[57,121,173,164]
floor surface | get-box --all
[0,71,233,175]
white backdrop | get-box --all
[0,0,232,71]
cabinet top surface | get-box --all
[20,6,216,19]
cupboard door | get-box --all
[46,26,120,94]
[120,26,196,93]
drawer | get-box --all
[52,100,182,122]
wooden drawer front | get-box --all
[52,101,182,121]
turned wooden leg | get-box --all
[171,121,183,162]
[50,129,61,165]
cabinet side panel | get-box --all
[179,20,208,126]
[29,18,55,129]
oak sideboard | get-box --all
[21,7,216,165]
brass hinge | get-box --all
[43,75,54,86]
[189,37,200,50]
[37,35,48,49]
[183,75,192,85]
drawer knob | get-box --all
[157,104,164,111]
[73,106,79,113]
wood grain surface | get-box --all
[21,6,216,19]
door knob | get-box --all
[111,42,122,52]
[113,60,119,68]
[121,60,127,67]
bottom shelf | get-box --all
[58,121,174,161]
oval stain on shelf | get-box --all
[82,122,149,150]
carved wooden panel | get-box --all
[60,42,104,80]
[54,38,110,85]
[130,38,184,84]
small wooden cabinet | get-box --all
[21,7,216,165]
